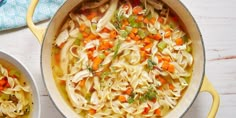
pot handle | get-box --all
[26,0,45,44]
[200,76,220,118]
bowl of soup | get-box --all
[27,0,219,117]
[0,51,40,118]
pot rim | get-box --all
[40,0,206,117]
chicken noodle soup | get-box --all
[0,59,32,118]
[52,0,193,117]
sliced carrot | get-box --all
[169,84,175,90]
[168,64,175,73]
[92,56,103,70]
[134,35,141,41]
[150,17,156,25]
[87,50,94,59]
[144,37,152,44]
[158,76,166,85]
[175,38,183,45]
[137,15,144,22]
[144,43,153,52]
[79,24,86,32]
[55,53,60,65]
[87,34,97,40]
[79,79,86,87]
[151,98,157,103]
[124,87,133,95]
[162,61,169,70]
[162,56,171,62]
[118,95,126,102]
[82,32,89,38]
[123,19,129,26]
[0,86,3,91]
[89,109,96,115]
[110,30,117,39]
[99,41,113,50]
[132,28,138,34]
[87,12,97,20]
[129,32,136,39]
[0,79,7,86]
[157,55,162,62]
[154,108,161,116]
[143,18,149,24]
[133,6,143,15]
[126,37,132,42]
[101,28,110,33]
[158,17,164,24]
[60,80,66,85]
[142,106,150,114]
[153,33,162,41]
[164,30,172,38]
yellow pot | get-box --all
[27,0,220,117]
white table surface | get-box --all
[0,0,235,117]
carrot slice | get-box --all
[158,76,166,85]
[175,38,183,45]
[89,109,96,115]
[168,64,175,73]
[153,33,162,41]
[79,79,86,87]
[164,30,172,38]
[142,106,150,114]
[162,61,169,70]
[118,95,127,102]
[110,30,117,39]
[154,108,161,116]
[124,87,133,95]
[79,24,86,32]
[133,6,143,15]
[169,84,175,90]
[92,56,103,70]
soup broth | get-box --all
[52,0,193,117]
[0,59,33,118]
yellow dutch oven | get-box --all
[26,0,220,117]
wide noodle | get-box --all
[52,0,193,117]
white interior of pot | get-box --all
[41,0,205,117]
[0,51,41,118]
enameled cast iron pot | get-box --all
[26,0,220,117]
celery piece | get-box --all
[138,29,146,39]
[9,69,21,78]
[99,53,105,59]
[125,26,133,33]
[186,46,192,53]
[77,32,83,40]
[119,30,129,38]
[183,35,188,42]
[158,41,167,50]
[130,22,139,28]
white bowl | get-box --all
[0,51,41,118]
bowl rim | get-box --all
[0,51,41,118]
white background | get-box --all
[0,0,235,117]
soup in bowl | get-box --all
[0,51,40,118]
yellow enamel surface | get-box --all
[200,76,220,118]
[26,0,45,44]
